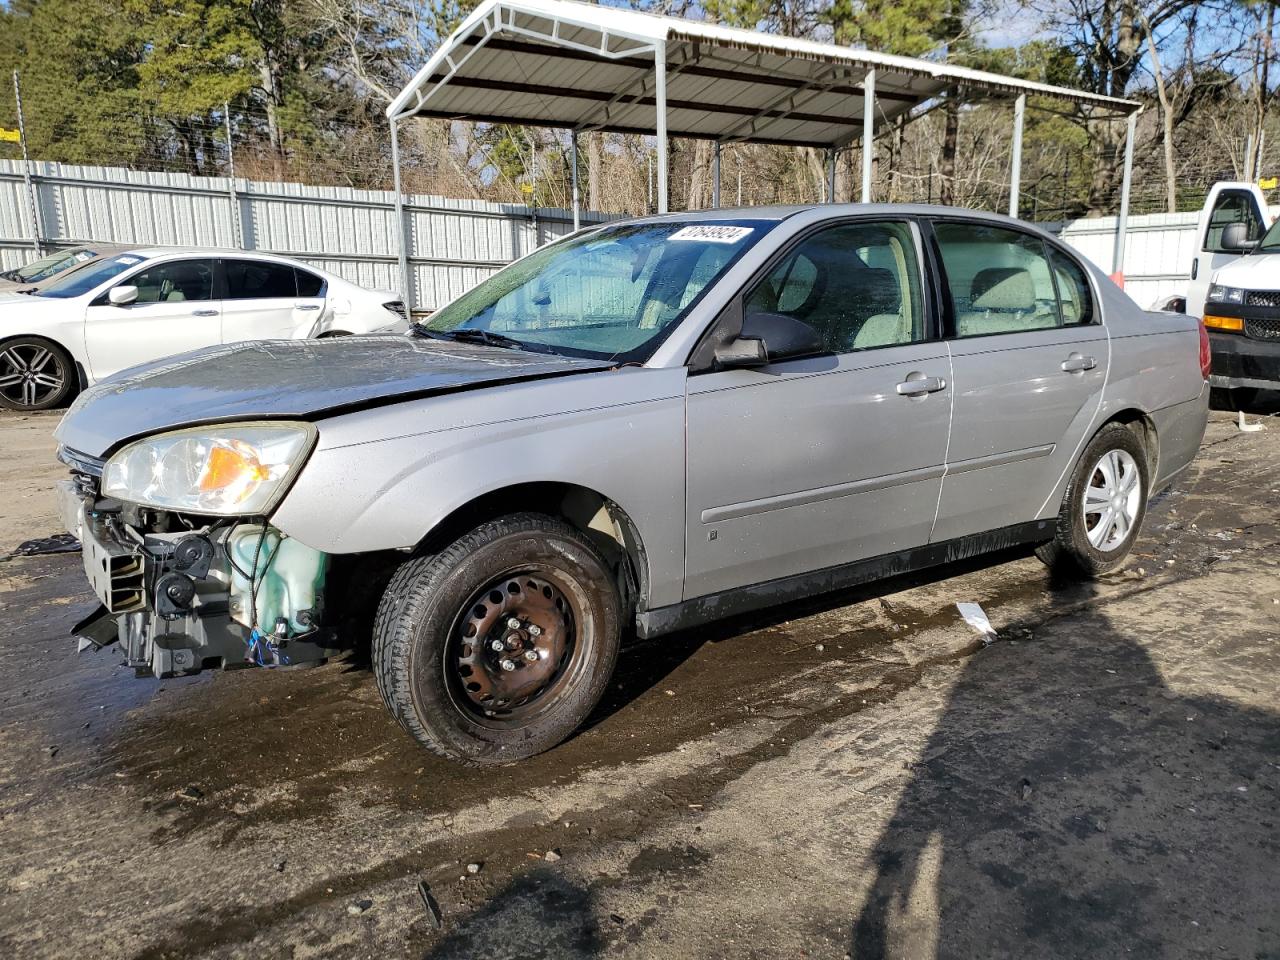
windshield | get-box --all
[1257,218,1280,252]
[423,220,769,361]
[6,249,91,283]
[35,254,148,299]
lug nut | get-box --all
[489,639,505,652]
[506,617,522,630]
[523,650,538,662]
[499,659,516,672]
[527,624,542,637]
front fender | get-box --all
[270,367,689,608]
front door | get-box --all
[1187,186,1268,319]
[84,258,220,380]
[928,220,1110,543]
[684,219,952,600]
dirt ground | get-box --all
[1,405,1278,960]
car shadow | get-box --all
[848,574,1280,958]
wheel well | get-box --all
[316,330,352,338]
[419,483,649,614]
[1103,409,1158,480]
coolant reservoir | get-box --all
[227,526,326,636]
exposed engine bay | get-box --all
[59,466,338,679]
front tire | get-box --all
[0,337,76,411]
[1036,423,1149,578]
[373,513,622,765]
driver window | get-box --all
[745,221,924,353]
[1205,191,1264,253]
[128,260,215,304]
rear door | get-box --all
[684,219,952,599]
[929,220,1108,543]
[83,258,220,380]
[220,258,314,342]
[1187,185,1269,319]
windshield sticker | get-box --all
[669,225,754,243]
[114,256,142,265]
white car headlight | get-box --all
[102,423,316,515]
[1207,283,1245,305]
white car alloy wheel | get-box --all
[0,340,70,411]
[1081,449,1142,552]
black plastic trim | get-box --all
[635,519,1053,639]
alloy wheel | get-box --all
[1081,449,1141,552]
[0,342,66,409]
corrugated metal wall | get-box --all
[1050,212,1200,309]
[0,160,609,311]
[2,158,1210,312]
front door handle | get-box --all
[191,309,219,317]
[294,303,321,311]
[896,375,947,396]
[1061,354,1097,373]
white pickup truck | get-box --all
[1170,182,1280,407]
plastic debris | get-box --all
[1238,409,1265,433]
[10,533,80,557]
[956,602,998,645]
[417,880,443,929]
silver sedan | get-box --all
[53,205,1210,764]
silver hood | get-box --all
[55,336,613,458]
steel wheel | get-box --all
[1081,448,1141,552]
[0,340,69,410]
[446,570,586,728]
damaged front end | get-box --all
[58,443,337,679]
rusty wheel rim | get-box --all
[446,571,580,726]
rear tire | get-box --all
[0,337,76,411]
[1036,423,1149,578]
[373,513,622,765]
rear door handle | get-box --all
[896,375,947,396]
[191,309,219,317]
[1061,354,1097,373]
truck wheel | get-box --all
[1036,423,1149,578]
[373,513,622,765]
[0,337,76,411]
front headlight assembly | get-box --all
[102,422,316,515]
[1207,283,1245,305]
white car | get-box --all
[0,249,410,411]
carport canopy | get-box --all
[387,0,1142,299]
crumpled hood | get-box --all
[55,336,612,458]
[1211,252,1280,288]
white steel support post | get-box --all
[12,70,41,253]
[224,102,243,249]
[712,142,721,209]
[1112,111,1138,279]
[827,148,837,203]
[861,69,875,203]
[570,131,581,231]
[655,43,669,214]
[390,116,412,310]
[1008,94,1026,219]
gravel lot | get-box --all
[1,405,1278,960]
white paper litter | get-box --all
[956,602,998,644]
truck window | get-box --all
[1204,191,1264,253]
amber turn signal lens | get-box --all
[1203,315,1244,332]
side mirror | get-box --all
[1221,222,1258,254]
[108,285,138,306]
[714,336,768,369]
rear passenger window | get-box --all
[745,221,924,353]
[934,223,1061,337]
[225,260,297,299]
[295,268,325,298]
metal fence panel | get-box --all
[0,160,607,310]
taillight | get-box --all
[1198,319,1212,380]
